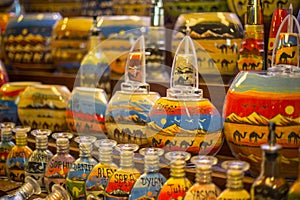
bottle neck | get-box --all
[99,147,113,164]
[89,35,100,52]
[196,166,212,184]
[170,160,186,178]
[226,170,244,190]
[1,129,12,143]
[261,151,281,177]
[17,181,36,199]
[120,151,134,168]
[144,154,159,173]
[79,143,92,158]
[35,135,48,150]
[56,138,69,154]
[16,133,27,146]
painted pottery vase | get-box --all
[112,0,151,16]
[2,13,62,72]
[163,0,229,24]
[22,0,82,17]
[0,81,40,123]
[147,28,223,155]
[223,71,300,178]
[173,12,243,75]
[81,0,113,16]
[66,87,108,138]
[98,15,150,77]
[227,0,300,20]
[105,34,160,146]
[51,17,93,73]
[18,84,71,132]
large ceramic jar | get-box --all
[106,91,160,146]
[2,13,62,72]
[223,71,300,178]
[173,12,243,75]
[0,81,40,123]
[51,17,93,73]
[18,84,70,131]
[66,87,108,138]
[22,0,82,17]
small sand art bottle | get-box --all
[217,160,250,200]
[85,139,118,199]
[44,132,75,193]
[184,155,220,200]
[105,143,141,200]
[25,129,53,192]
[157,151,192,200]
[129,147,166,200]
[0,122,15,178]
[6,126,32,183]
[66,136,97,200]
[0,176,41,200]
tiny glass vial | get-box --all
[184,155,220,200]
[129,147,166,200]
[44,132,75,193]
[33,184,71,200]
[105,143,141,199]
[217,160,250,200]
[6,126,32,183]
[0,176,41,200]
[85,139,118,199]
[251,122,289,200]
[157,151,192,200]
[66,136,97,200]
[0,122,15,178]
[25,129,53,193]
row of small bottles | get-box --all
[1,122,300,200]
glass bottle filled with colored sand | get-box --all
[0,122,15,178]
[105,143,141,200]
[25,129,53,192]
[129,147,166,200]
[157,151,192,200]
[217,160,250,200]
[44,132,74,193]
[85,139,118,199]
[184,155,220,200]
[6,126,32,183]
[66,136,97,200]
[251,122,289,200]
[0,176,41,200]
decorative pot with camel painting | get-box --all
[18,84,70,132]
[66,87,108,138]
[0,81,40,123]
[147,28,223,155]
[2,13,62,72]
[105,34,160,147]
[223,71,300,178]
[173,12,243,75]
